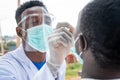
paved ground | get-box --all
[71,77,81,80]
[66,77,81,80]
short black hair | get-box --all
[79,0,120,69]
[15,0,48,23]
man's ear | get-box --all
[79,34,87,51]
[16,27,22,38]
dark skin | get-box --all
[16,6,46,62]
[75,14,120,79]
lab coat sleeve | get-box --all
[58,60,66,80]
[0,60,17,80]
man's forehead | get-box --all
[21,6,45,18]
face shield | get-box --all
[18,12,54,30]
[18,7,54,53]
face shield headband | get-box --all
[18,13,54,30]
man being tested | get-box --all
[75,0,120,79]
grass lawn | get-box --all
[65,62,82,80]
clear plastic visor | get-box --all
[18,13,54,30]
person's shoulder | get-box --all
[0,51,16,73]
[0,50,17,66]
[0,51,15,59]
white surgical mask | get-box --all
[22,24,53,53]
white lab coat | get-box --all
[0,44,66,80]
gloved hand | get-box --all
[47,22,74,78]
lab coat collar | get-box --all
[12,44,38,73]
